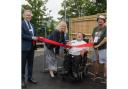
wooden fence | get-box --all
[69,13,106,40]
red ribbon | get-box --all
[72,43,93,48]
[37,37,93,48]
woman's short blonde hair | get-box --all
[56,20,68,33]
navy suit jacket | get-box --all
[22,20,36,51]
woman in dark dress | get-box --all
[45,21,67,78]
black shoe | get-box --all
[22,81,27,88]
[28,79,37,84]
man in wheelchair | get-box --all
[62,32,89,81]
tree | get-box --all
[59,0,84,18]
[58,0,106,18]
[22,0,48,36]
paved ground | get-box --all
[23,48,106,89]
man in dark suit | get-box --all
[22,10,37,88]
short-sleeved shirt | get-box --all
[69,40,89,55]
[92,26,107,50]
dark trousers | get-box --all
[71,55,82,73]
[22,50,34,81]
[63,55,81,72]
[63,54,87,73]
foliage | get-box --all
[59,0,106,18]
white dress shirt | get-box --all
[69,40,89,56]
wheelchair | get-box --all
[61,48,89,82]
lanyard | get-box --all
[25,20,34,36]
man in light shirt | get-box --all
[68,32,89,56]
[63,32,89,79]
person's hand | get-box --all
[89,38,94,44]
[39,37,44,39]
[80,50,85,57]
[66,42,71,46]
[94,45,100,49]
[32,36,38,41]
[66,42,72,48]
